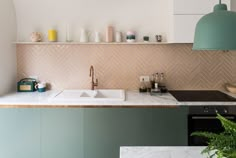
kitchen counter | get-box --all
[0,90,236,108]
[0,90,178,108]
[120,146,208,158]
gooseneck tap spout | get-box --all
[90,65,98,90]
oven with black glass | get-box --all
[188,106,236,146]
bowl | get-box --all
[225,83,236,94]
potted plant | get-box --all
[191,114,236,158]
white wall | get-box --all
[0,0,17,95]
[13,0,169,42]
[232,0,236,10]
[13,0,236,43]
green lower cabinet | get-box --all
[0,109,41,158]
[41,109,84,158]
[0,107,188,158]
[83,107,188,158]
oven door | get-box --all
[188,114,236,146]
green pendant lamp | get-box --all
[193,0,236,50]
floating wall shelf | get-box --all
[14,42,172,45]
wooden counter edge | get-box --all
[0,104,179,108]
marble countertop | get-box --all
[120,146,209,158]
[0,90,235,108]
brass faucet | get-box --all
[89,65,98,90]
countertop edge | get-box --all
[0,104,179,108]
[0,90,236,108]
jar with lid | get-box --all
[139,78,147,92]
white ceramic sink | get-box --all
[52,89,125,101]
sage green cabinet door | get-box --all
[41,109,84,158]
[83,108,154,158]
[151,107,188,145]
[83,107,188,158]
[0,109,41,158]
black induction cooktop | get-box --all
[169,90,236,102]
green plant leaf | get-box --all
[191,114,236,158]
[217,114,236,132]
[228,151,236,158]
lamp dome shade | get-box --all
[193,4,236,50]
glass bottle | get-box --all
[154,73,159,89]
[150,74,155,89]
[159,73,165,88]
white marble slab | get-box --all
[0,90,235,107]
[0,90,179,107]
[120,146,209,158]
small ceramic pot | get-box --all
[35,82,47,92]
[126,31,136,43]
[156,35,162,42]
[38,87,46,92]
[143,36,149,42]
[30,32,42,42]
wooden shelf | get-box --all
[14,42,172,45]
